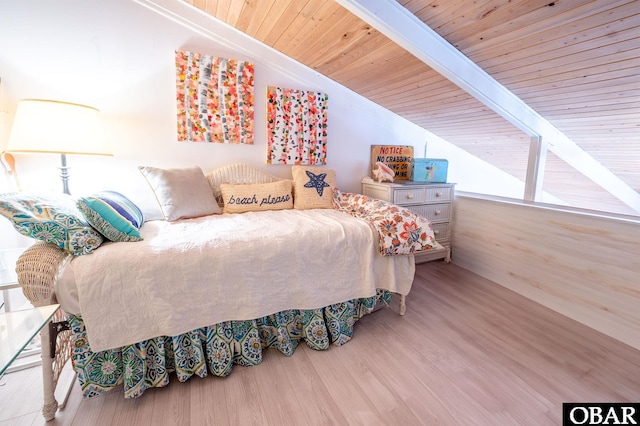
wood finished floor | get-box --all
[1,262,639,425]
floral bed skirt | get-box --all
[69,290,392,399]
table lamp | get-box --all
[6,99,112,194]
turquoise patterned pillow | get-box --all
[0,192,103,255]
[76,191,144,242]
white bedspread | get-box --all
[63,209,414,352]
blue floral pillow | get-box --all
[0,192,103,255]
[76,191,144,242]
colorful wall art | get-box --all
[266,86,328,165]
[175,50,254,144]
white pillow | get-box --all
[138,166,221,221]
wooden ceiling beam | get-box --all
[335,0,640,212]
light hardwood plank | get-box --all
[3,261,639,425]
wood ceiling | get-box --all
[186,0,640,215]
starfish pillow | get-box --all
[292,166,337,210]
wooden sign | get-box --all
[370,145,414,180]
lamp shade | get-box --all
[7,99,112,156]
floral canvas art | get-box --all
[175,50,254,144]
[266,86,328,164]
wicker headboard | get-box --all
[206,163,283,205]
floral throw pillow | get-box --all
[333,189,436,256]
[0,192,103,255]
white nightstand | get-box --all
[362,180,455,263]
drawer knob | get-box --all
[406,194,414,199]
[435,210,441,215]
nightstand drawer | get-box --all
[393,188,425,205]
[425,186,452,202]
[432,222,450,242]
[408,203,451,223]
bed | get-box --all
[10,163,439,421]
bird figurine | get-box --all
[373,161,395,183]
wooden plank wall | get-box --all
[450,194,640,350]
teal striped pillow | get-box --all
[77,191,144,242]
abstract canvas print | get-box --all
[266,86,328,165]
[175,50,254,144]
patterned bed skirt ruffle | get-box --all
[69,290,392,399]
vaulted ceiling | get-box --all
[186,0,640,216]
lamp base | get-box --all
[59,154,70,195]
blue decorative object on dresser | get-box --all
[411,158,449,183]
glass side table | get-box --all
[1,247,29,312]
[0,304,60,379]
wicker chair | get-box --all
[16,241,72,421]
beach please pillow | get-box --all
[220,180,293,213]
[292,165,336,210]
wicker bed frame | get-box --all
[15,164,277,420]
[15,164,409,421]
[16,163,410,421]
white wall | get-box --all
[0,0,524,251]
[0,0,431,246]
[451,194,640,351]
[0,0,433,187]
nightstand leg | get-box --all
[399,294,406,315]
